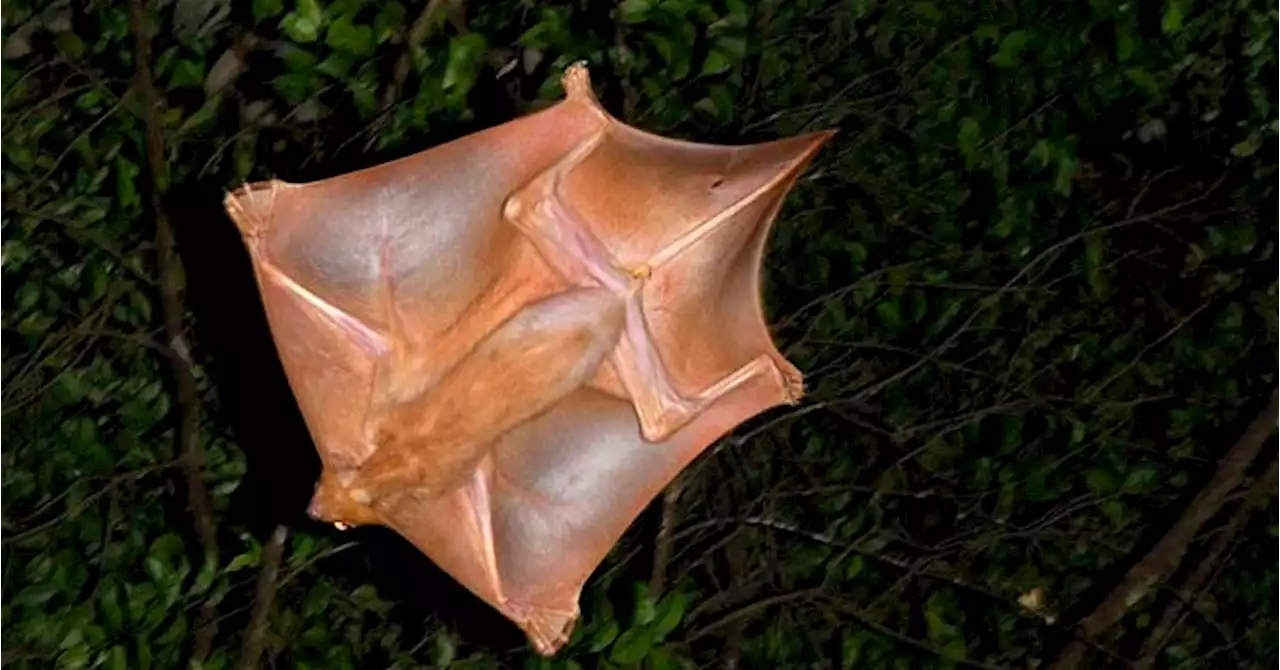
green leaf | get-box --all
[518,8,570,50]
[1054,153,1077,196]
[116,157,140,209]
[646,22,697,80]
[1161,0,1185,35]
[351,584,381,610]
[434,630,456,666]
[59,643,91,670]
[717,35,747,60]
[54,32,86,59]
[443,33,487,102]
[291,534,317,562]
[128,289,152,322]
[15,283,41,311]
[1116,25,1136,62]
[989,29,1031,67]
[144,555,167,584]
[632,582,656,626]
[1124,67,1160,97]
[842,632,867,669]
[107,645,128,670]
[692,82,736,122]
[168,59,205,90]
[226,552,258,573]
[75,89,103,111]
[281,12,321,42]
[253,0,284,23]
[722,0,748,27]
[957,116,981,161]
[316,52,354,78]
[374,2,405,43]
[912,2,941,21]
[1102,499,1127,526]
[297,0,324,25]
[1086,468,1121,494]
[1028,139,1051,168]
[175,96,222,138]
[652,591,686,639]
[700,48,733,76]
[589,619,619,652]
[134,633,153,670]
[280,43,318,70]
[1230,135,1260,157]
[191,556,217,595]
[618,0,656,23]
[847,241,867,266]
[924,593,966,660]
[274,71,319,104]
[281,0,326,42]
[325,15,375,56]
[157,612,187,645]
[99,584,124,633]
[974,24,1001,44]
[348,68,379,117]
[67,416,97,452]
[845,554,865,580]
[14,584,58,607]
[875,298,901,330]
[1122,467,1159,493]
[610,627,654,664]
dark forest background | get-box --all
[2,0,1277,668]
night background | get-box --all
[2,0,1277,668]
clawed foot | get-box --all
[561,62,596,102]
[507,600,580,656]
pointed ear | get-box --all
[224,179,287,239]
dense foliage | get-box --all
[2,0,1276,668]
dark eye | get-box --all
[710,176,725,189]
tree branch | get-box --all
[2,461,181,543]
[369,0,459,142]
[1048,390,1278,669]
[824,596,1011,670]
[129,0,220,661]
[1132,454,1279,669]
[235,525,289,670]
[684,588,822,642]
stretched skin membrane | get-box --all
[224,64,832,655]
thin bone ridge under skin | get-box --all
[503,127,786,443]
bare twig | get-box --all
[650,473,684,595]
[19,96,127,199]
[278,541,361,588]
[129,0,220,661]
[3,291,121,408]
[236,525,289,670]
[2,460,181,543]
[36,213,156,286]
[730,208,1230,454]
[611,2,640,120]
[375,0,457,123]
[1082,300,1213,402]
[1048,391,1278,669]
[824,596,1011,670]
[2,330,100,413]
[684,588,822,642]
[704,515,995,603]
